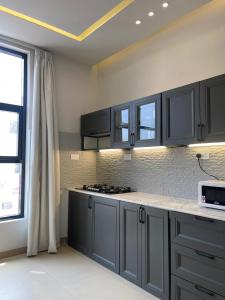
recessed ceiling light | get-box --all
[135,20,141,25]
[148,11,154,17]
[162,2,169,8]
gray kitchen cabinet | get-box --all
[171,276,225,300]
[162,83,200,145]
[119,202,142,286]
[111,94,162,148]
[170,211,225,259]
[68,191,91,255]
[90,196,120,273]
[81,108,111,137]
[200,74,225,142]
[120,202,169,299]
[170,211,225,300]
[111,102,133,148]
[133,94,162,147]
[171,243,225,297]
[142,206,169,300]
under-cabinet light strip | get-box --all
[188,142,225,148]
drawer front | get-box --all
[171,212,225,259]
[172,243,225,297]
[171,276,225,300]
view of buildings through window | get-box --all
[0,47,26,219]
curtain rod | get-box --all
[0,34,49,52]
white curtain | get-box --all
[27,49,60,256]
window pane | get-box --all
[0,110,19,156]
[0,51,24,105]
[0,163,22,218]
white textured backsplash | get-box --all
[96,147,225,199]
[59,131,225,199]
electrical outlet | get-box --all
[71,153,80,160]
[124,154,131,161]
[194,152,210,160]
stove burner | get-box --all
[82,184,132,194]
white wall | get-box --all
[95,0,225,108]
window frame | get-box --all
[0,46,27,221]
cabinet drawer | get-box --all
[171,212,225,259]
[171,276,225,300]
[172,243,225,297]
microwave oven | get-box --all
[198,180,225,210]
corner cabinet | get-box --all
[68,191,91,255]
[111,94,162,148]
[120,202,169,300]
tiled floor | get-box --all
[0,246,159,300]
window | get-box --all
[0,46,27,221]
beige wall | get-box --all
[54,54,97,134]
[95,0,225,108]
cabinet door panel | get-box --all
[142,207,169,300]
[171,276,224,300]
[120,202,142,286]
[68,192,90,255]
[170,211,225,260]
[91,196,119,273]
[162,83,200,145]
[81,108,111,136]
[134,94,161,147]
[111,103,132,148]
[201,74,225,142]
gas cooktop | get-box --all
[81,184,132,194]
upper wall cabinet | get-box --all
[200,74,225,142]
[81,108,111,137]
[162,83,200,146]
[111,94,161,148]
[111,102,133,149]
[133,94,161,147]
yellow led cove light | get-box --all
[0,0,134,42]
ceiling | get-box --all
[0,0,211,65]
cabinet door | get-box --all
[142,207,169,300]
[68,192,91,255]
[81,108,111,136]
[162,83,200,145]
[133,94,161,147]
[171,276,224,300]
[120,202,142,286]
[111,103,133,148]
[91,196,119,273]
[200,74,225,142]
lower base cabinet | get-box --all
[120,202,169,300]
[171,276,225,300]
[68,192,90,255]
[90,196,119,273]
[68,192,169,300]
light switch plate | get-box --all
[71,153,80,160]
[124,154,131,161]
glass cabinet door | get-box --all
[112,104,131,147]
[137,102,156,141]
[134,94,161,147]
